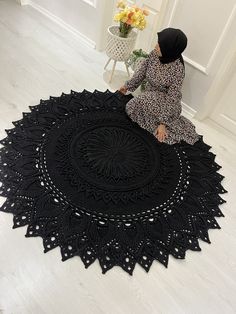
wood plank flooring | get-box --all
[0,1,235,313]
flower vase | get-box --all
[105,25,138,62]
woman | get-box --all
[119,27,201,145]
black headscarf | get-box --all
[157,28,187,68]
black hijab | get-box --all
[157,28,187,68]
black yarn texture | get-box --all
[0,89,227,275]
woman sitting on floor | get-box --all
[119,27,201,145]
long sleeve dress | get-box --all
[123,49,201,145]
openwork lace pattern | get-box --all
[0,89,227,275]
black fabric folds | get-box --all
[0,89,227,275]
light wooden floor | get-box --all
[0,1,236,313]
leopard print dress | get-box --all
[124,49,201,145]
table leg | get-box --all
[125,62,130,77]
[109,60,117,83]
[104,58,112,70]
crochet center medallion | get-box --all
[0,90,227,275]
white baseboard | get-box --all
[25,0,96,49]
[181,101,196,117]
[205,118,236,142]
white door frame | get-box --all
[194,37,236,121]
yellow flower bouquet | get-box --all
[114,1,149,38]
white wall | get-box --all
[161,0,236,113]
[29,0,113,50]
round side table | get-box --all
[104,25,138,83]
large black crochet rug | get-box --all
[0,89,227,275]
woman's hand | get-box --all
[119,86,128,95]
[155,124,168,142]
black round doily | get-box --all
[0,89,227,275]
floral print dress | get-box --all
[124,49,201,145]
